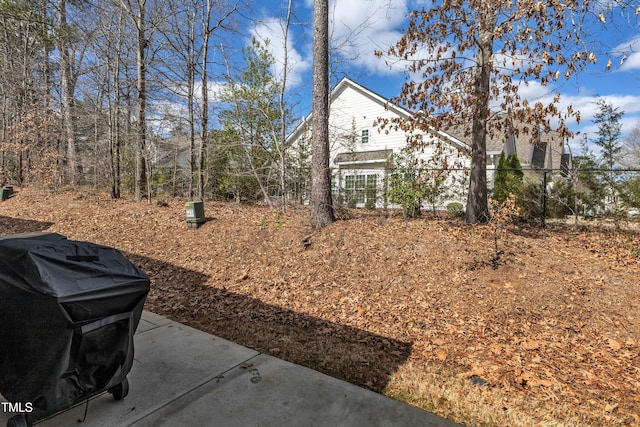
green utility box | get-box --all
[185,201,205,229]
[1,186,14,201]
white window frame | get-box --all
[361,129,369,144]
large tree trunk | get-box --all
[465,22,493,224]
[310,0,334,229]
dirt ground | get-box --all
[1,187,639,426]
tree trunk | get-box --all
[58,0,77,185]
[198,0,237,200]
[188,61,196,199]
[310,0,334,229]
[134,0,147,200]
[199,1,211,201]
[109,21,123,199]
[198,57,207,200]
[465,20,493,224]
[278,0,293,209]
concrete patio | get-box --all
[1,311,460,426]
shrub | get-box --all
[447,202,464,218]
[487,194,520,268]
[493,152,524,202]
[365,196,376,210]
[365,184,377,210]
[517,179,543,222]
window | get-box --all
[331,174,338,200]
[343,173,378,206]
[345,175,355,204]
[366,174,377,191]
[366,175,378,207]
[345,175,355,191]
[560,153,571,177]
[361,129,369,144]
[355,175,366,203]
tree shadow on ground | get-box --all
[0,215,412,393]
[511,221,640,240]
[0,217,54,235]
[126,252,413,393]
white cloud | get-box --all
[555,93,640,152]
[481,77,640,152]
[613,35,640,72]
[328,0,409,75]
[250,1,411,87]
[331,0,407,34]
[267,0,640,151]
[196,80,226,102]
[620,52,640,71]
[251,18,311,89]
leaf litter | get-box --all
[1,187,639,426]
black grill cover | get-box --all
[0,238,150,414]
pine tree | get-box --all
[493,152,523,203]
[310,0,334,228]
[592,99,624,210]
[593,99,624,172]
[493,152,508,202]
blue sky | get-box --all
[242,0,640,155]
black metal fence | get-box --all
[522,167,640,227]
[330,166,640,226]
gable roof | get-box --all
[443,115,566,168]
[286,77,410,143]
[286,78,470,152]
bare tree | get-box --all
[379,1,635,223]
[159,0,238,200]
[198,0,238,199]
[0,0,59,185]
[623,122,640,168]
[277,0,293,208]
[198,0,212,200]
[310,0,334,229]
[120,0,149,200]
[92,1,133,198]
[57,0,77,185]
[160,0,198,198]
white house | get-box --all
[286,77,568,210]
[286,78,471,210]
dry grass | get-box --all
[387,361,600,427]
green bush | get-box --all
[446,202,465,218]
[493,152,524,202]
[365,183,377,210]
[516,179,543,222]
[347,193,357,208]
[365,197,376,210]
[387,173,423,218]
[546,177,577,218]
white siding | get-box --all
[288,78,471,210]
[328,84,408,161]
